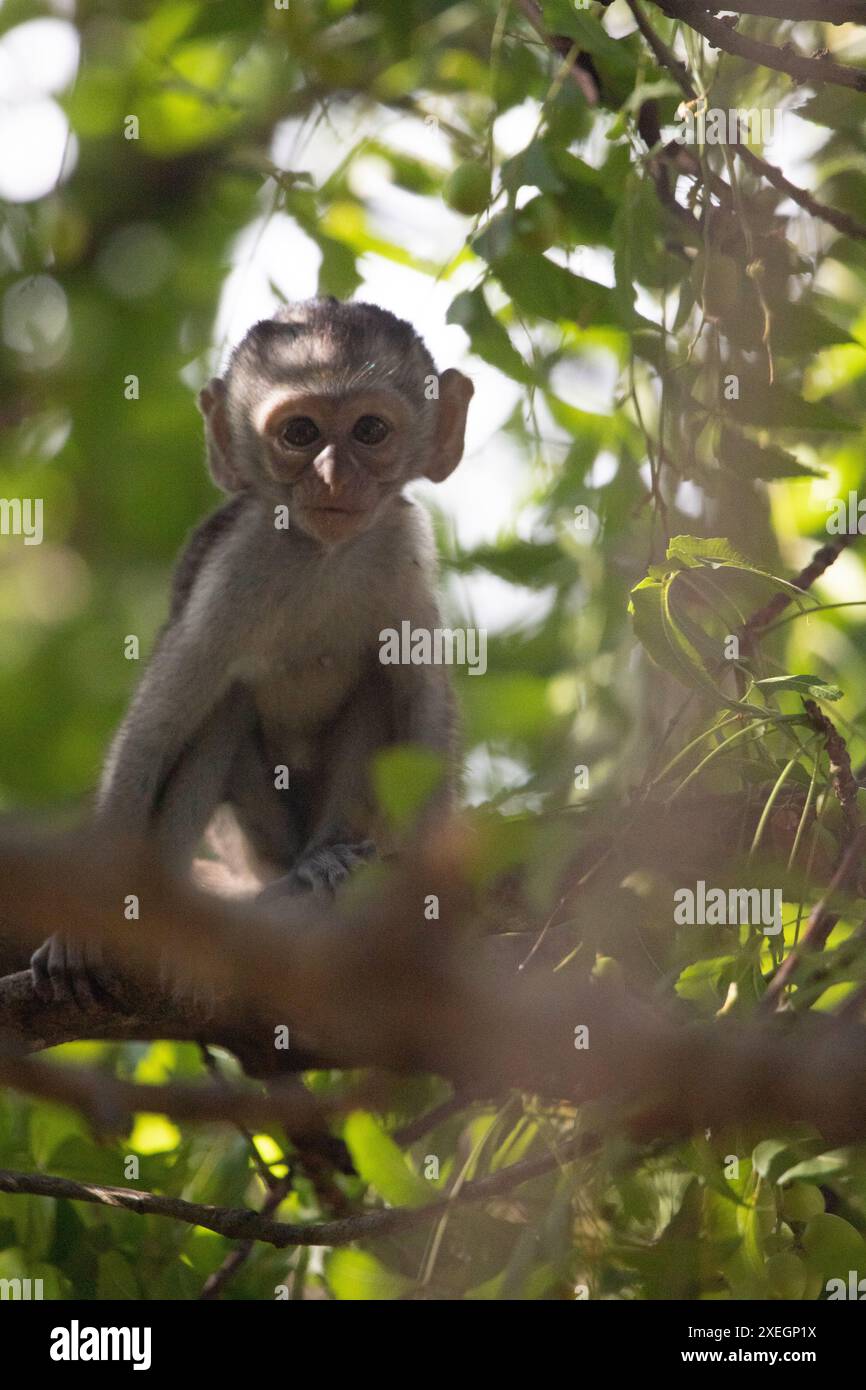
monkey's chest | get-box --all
[252,657,361,766]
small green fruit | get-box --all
[781,1184,825,1223]
[444,161,491,216]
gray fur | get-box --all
[31,300,471,1007]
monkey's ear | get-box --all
[426,368,474,483]
[198,378,243,492]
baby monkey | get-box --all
[32,299,473,1008]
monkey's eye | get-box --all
[352,415,390,446]
[280,416,320,448]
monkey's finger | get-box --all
[30,937,55,1003]
[61,940,100,1011]
[339,841,376,868]
[45,935,76,1006]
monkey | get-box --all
[31,298,474,1008]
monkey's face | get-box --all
[255,388,421,544]
[198,303,475,530]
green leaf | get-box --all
[718,427,822,481]
[327,1248,412,1301]
[541,0,637,91]
[753,675,843,702]
[687,1135,741,1199]
[488,250,633,330]
[373,746,445,831]
[629,572,734,705]
[612,174,638,318]
[553,150,619,244]
[455,539,567,587]
[675,956,734,1006]
[661,536,812,614]
[447,289,535,385]
[722,381,855,433]
[666,535,751,569]
[96,1252,140,1300]
[500,141,565,195]
[343,1111,431,1208]
[772,299,854,356]
[462,673,552,740]
[752,1140,800,1184]
[778,1150,852,1185]
[802,1212,866,1282]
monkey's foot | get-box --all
[30,934,122,1012]
[258,841,375,901]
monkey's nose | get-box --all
[314,446,343,494]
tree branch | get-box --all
[742,534,856,645]
[0,1049,363,1137]
[0,1143,580,1249]
[660,0,866,91]
[695,1,866,20]
[627,1,866,242]
[5,836,866,1143]
[516,0,601,104]
[763,829,866,1006]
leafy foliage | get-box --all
[3,0,866,1301]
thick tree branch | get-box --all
[696,1,866,21]
[0,1050,363,1137]
[660,0,866,90]
[4,836,866,1143]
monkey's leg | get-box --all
[152,685,260,874]
[223,725,307,882]
[257,679,388,902]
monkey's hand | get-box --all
[30,935,120,1011]
[258,841,375,902]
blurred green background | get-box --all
[3,0,866,1301]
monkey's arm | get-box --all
[96,622,237,833]
[33,576,245,1007]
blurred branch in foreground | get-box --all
[2,832,866,1147]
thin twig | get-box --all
[627,1,866,242]
[0,1143,583,1250]
[199,1178,291,1298]
[803,699,861,847]
[516,0,601,104]
[742,535,856,647]
[763,828,866,1007]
